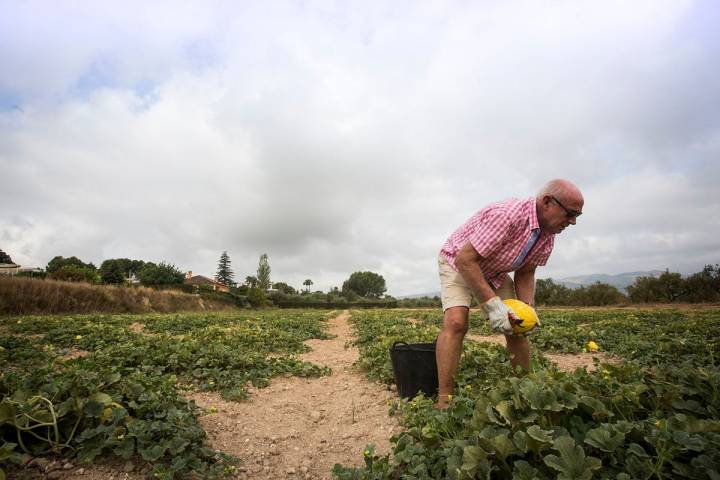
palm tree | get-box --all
[302,279,313,294]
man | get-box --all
[435,179,584,408]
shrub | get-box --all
[247,287,267,308]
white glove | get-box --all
[480,296,517,335]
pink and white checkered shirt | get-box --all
[440,197,555,288]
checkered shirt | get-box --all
[440,197,555,288]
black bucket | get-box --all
[389,341,438,399]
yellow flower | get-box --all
[75,335,83,340]
[208,380,215,386]
[363,450,370,456]
[16,320,22,324]
[586,341,599,352]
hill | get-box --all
[394,270,664,298]
[554,270,663,292]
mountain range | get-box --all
[396,270,664,298]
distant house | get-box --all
[0,263,20,275]
[184,271,230,293]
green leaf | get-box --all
[543,436,602,480]
[584,424,625,452]
[0,442,18,460]
[512,460,542,480]
[139,444,167,461]
[89,392,113,406]
[56,397,75,418]
[527,425,554,443]
[460,446,493,479]
[114,438,135,459]
[494,400,515,423]
[522,383,563,411]
[579,396,612,420]
[0,402,15,424]
[77,443,104,463]
[627,443,649,458]
[484,431,517,460]
[84,401,104,418]
[672,431,707,452]
[102,372,122,386]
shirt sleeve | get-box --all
[467,208,512,259]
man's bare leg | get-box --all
[505,334,530,372]
[435,306,469,408]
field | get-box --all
[1,307,719,479]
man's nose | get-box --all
[569,216,577,225]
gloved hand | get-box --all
[480,296,517,335]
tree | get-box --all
[627,275,662,303]
[681,264,720,302]
[656,270,684,302]
[99,260,126,284]
[627,270,683,303]
[247,287,267,307]
[303,279,313,294]
[257,253,271,291]
[273,282,297,295]
[137,262,185,286]
[568,282,626,306]
[245,276,258,288]
[46,256,96,273]
[49,265,100,283]
[0,248,13,264]
[98,258,146,284]
[535,279,571,305]
[45,256,98,283]
[215,251,235,286]
[342,271,387,298]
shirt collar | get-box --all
[528,196,540,231]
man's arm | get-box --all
[455,242,515,334]
[454,241,495,303]
[514,264,537,306]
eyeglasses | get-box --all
[551,196,582,218]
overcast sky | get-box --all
[2,0,719,296]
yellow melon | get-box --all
[503,299,539,334]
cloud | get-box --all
[1,0,719,295]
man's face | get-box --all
[540,194,583,234]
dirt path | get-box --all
[187,310,398,480]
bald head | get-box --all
[537,179,583,202]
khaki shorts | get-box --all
[438,254,516,311]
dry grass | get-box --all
[0,276,233,315]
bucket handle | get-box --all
[392,341,436,350]
[392,337,437,350]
